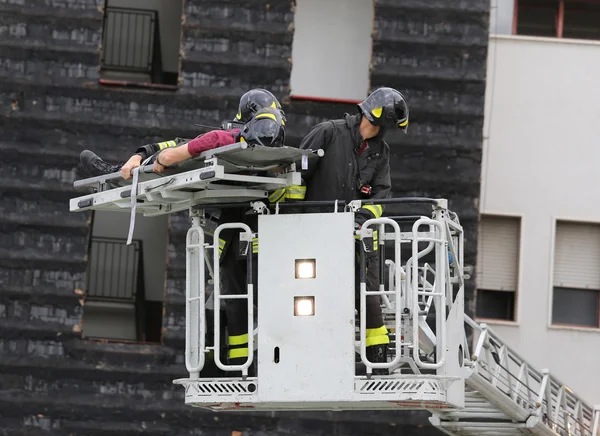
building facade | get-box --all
[477,0,600,405]
[0,0,488,434]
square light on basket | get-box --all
[294,296,315,316]
[295,258,316,279]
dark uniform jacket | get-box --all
[298,113,391,221]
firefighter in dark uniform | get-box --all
[297,87,409,372]
[217,107,292,371]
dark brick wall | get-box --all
[0,0,488,434]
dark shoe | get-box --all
[366,344,389,375]
[80,150,121,177]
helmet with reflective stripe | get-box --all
[358,87,409,133]
[235,88,285,123]
[239,107,285,148]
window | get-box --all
[99,0,184,88]
[82,211,168,343]
[552,221,600,328]
[514,0,600,40]
[290,0,374,102]
[476,215,521,321]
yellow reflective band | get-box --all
[285,185,306,200]
[157,140,177,149]
[372,107,383,118]
[269,188,286,203]
[366,334,390,347]
[228,348,249,359]
[270,101,277,108]
[399,118,408,127]
[363,204,383,219]
[366,325,388,338]
[228,333,248,346]
[252,237,258,254]
[235,111,242,120]
[255,112,277,121]
[366,326,390,346]
[219,238,226,249]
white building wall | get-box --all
[481,34,600,404]
[290,0,373,101]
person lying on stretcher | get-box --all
[79,88,286,179]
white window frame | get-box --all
[475,212,523,325]
[548,217,600,331]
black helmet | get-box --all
[358,87,409,133]
[239,107,285,148]
[235,88,284,123]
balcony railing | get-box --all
[85,237,147,340]
[100,6,163,82]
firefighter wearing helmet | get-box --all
[221,88,287,130]
[219,106,291,374]
[296,87,409,374]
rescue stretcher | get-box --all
[70,142,323,217]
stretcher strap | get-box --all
[126,157,153,245]
[127,167,140,245]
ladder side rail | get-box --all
[411,218,446,369]
[470,321,535,404]
[550,380,598,435]
[480,323,544,405]
[185,218,206,378]
[468,317,598,433]
[359,218,403,373]
[212,222,254,376]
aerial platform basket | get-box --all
[173,198,469,412]
[70,145,600,435]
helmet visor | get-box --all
[253,119,280,146]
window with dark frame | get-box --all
[514,0,600,41]
[552,221,600,328]
[99,0,184,89]
[475,215,521,322]
[82,211,169,344]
